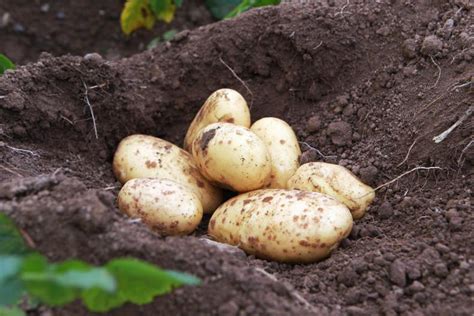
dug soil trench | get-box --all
[0,1,473,315]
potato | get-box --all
[118,178,202,236]
[183,89,250,151]
[113,134,222,213]
[287,162,375,220]
[191,123,271,192]
[208,189,353,263]
[250,117,301,189]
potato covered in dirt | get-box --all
[250,117,301,189]
[287,162,375,220]
[113,134,222,213]
[208,189,353,263]
[183,88,250,151]
[118,178,203,236]
[191,123,271,192]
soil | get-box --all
[0,0,214,65]
[1,0,473,315]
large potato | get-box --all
[118,178,202,236]
[208,189,353,263]
[183,89,250,151]
[113,134,222,213]
[250,117,301,189]
[191,123,271,192]
[287,162,375,220]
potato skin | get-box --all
[287,162,375,220]
[191,123,272,192]
[118,178,203,236]
[208,189,353,263]
[250,117,301,189]
[183,89,250,152]
[112,134,222,213]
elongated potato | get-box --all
[183,89,250,151]
[118,178,202,236]
[250,117,301,189]
[287,162,375,220]
[113,134,222,213]
[191,123,271,192]
[209,189,353,263]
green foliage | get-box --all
[0,214,30,256]
[121,0,280,35]
[121,0,156,35]
[0,306,25,316]
[149,0,176,23]
[121,0,177,35]
[225,0,281,18]
[0,54,15,75]
[0,213,200,313]
[81,258,200,312]
[205,0,241,19]
[147,29,178,49]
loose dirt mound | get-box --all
[0,1,473,315]
[0,0,213,64]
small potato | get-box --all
[113,134,222,213]
[250,117,301,189]
[287,162,375,220]
[208,189,353,263]
[118,178,202,236]
[183,89,250,151]
[191,123,271,192]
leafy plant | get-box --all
[0,54,15,75]
[225,0,281,18]
[120,0,281,35]
[205,0,242,19]
[0,213,200,315]
[121,0,182,35]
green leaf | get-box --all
[107,258,196,304]
[0,256,22,283]
[0,54,15,75]
[205,0,241,19]
[81,287,125,312]
[225,0,280,18]
[82,258,200,312]
[164,270,201,286]
[162,29,178,41]
[21,254,76,306]
[174,0,183,7]
[121,0,156,35]
[0,257,25,306]
[0,279,24,306]
[53,259,116,292]
[149,0,176,23]
[55,269,115,292]
[0,306,26,316]
[147,29,178,49]
[21,255,116,306]
[147,37,162,50]
[0,213,30,256]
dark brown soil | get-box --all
[0,0,214,65]
[1,0,473,315]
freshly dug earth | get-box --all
[0,0,214,64]
[1,1,473,315]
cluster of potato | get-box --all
[113,89,375,263]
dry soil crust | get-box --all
[0,1,473,315]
